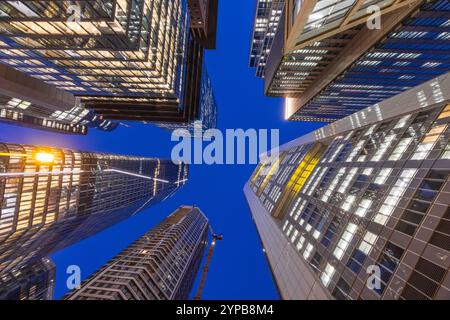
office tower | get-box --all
[0,257,55,300]
[0,64,118,135]
[249,0,285,78]
[245,73,450,300]
[249,0,450,122]
[64,206,209,300]
[0,0,218,133]
[0,107,88,135]
[0,142,188,275]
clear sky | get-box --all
[0,0,324,299]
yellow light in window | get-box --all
[34,152,54,164]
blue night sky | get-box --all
[0,1,324,299]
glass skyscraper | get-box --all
[0,142,188,275]
[249,0,450,122]
[245,73,450,300]
[64,206,209,300]
[0,257,55,300]
[0,0,219,133]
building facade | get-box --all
[0,142,188,275]
[0,62,118,135]
[249,0,285,78]
[245,73,450,300]
[64,206,209,300]
[0,257,55,300]
[249,0,450,122]
[0,0,218,133]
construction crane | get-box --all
[193,226,223,300]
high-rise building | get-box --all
[249,0,450,122]
[249,0,285,78]
[0,257,55,300]
[245,73,450,300]
[0,142,188,275]
[64,206,209,300]
[0,0,218,133]
[0,64,118,135]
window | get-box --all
[341,195,356,212]
[347,231,377,274]
[321,217,340,248]
[332,278,351,300]
[372,134,396,161]
[338,168,358,193]
[310,252,322,274]
[393,115,411,129]
[321,263,336,287]
[389,137,413,161]
[297,235,306,251]
[396,170,449,236]
[412,125,447,160]
[373,242,405,295]
[374,168,393,185]
[303,243,314,259]
[429,207,450,251]
[346,140,365,162]
[354,199,372,218]
[400,258,446,300]
[333,223,357,260]
[321,168,346,202]
[373,169,417,226]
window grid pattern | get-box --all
[249,101,450,300]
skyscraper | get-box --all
[0,142,188,275]
[245,73,450,300]
[0,63,118,135]
[0,257,55,300]
[250,0,450,122]
[64,206,209,300]
[0,0,219,133]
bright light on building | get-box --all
[34,152,54,164]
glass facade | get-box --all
[64,206,209,300]
[0,93,118,134]
[0,257,54,300]
[156,62,217,136]
[250,0,450,123]
[289,0,450,122]
[246,75,450,300]
[0,0,189,100]
[0,0,218,133]
[249,0,285,78]
[0,142,188,275]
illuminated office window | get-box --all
[373,169,417,226]
[333,223,357,260]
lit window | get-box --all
[297,236,306,251]
[322,168,346,202]
[354,199,372,218]
[346,140,365,162]
[338,168,358,193]
[372,134,396,161]
[341,195,356,212]
[389,137,413,161]
[333,223,358,260]
[303,243,314,259]
[412,125,447,160]
[373,169,416,225]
